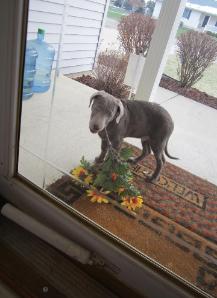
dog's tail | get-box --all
[164,141,179,160]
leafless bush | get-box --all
[177,31,217,87]
[118,13,156,56]
[93,50,129,99]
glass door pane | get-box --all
[18,1,217,297]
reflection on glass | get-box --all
[18,1,217,297]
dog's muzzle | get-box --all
[90,124,100,133]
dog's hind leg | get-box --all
[128,138,151,164]
[147,141,164,183]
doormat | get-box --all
[47,143,217,296]
[127,143,217,244]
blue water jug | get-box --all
[28,28,55,93]
[22,47,38,100]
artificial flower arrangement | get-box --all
[71,147,144,212]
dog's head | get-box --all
[89,91,124,134]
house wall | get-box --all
[153,1,217,32]
[207,15,217,26]
[27,0,107,74]
[204,15,217,32]
[181,9,201,29]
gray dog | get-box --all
[89,90,178,182]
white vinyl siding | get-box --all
[67,15,101,27]
[181,10,202,29]
[27,0,107,74]
[204,15,217,33]
[71,0,105,12]
[208,15,217,26]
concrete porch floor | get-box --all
[19,75,217,189]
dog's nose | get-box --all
[93,124,99,131]
[90,124,99,133]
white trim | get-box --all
[186,3,217,17]
[135,0,186,102]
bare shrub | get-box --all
[177,31,217,87]
[93,50,129,99]
[118,13,156,56]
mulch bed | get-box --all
[75,75,98,89]
[160,75,217,110]
[47,142,217,296]
[74,74,217,110]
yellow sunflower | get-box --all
[84,174,93,185]
[71,166,93,185]
[121,196,143,211]
[86,189,109,204]
[71,166,87,178]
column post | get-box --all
[135,0,186,101]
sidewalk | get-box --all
[19,75,217,188]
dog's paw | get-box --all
[145,175,159,184]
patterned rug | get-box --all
[128,144,217,245]
[47,143,217,297]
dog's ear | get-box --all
[116,100,124,124]
[89,96,94,107]
[89,92,103,107]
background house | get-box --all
[153,0,217,33]
[27,0,109,74]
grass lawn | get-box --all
[107,6,129,22]
[164,55,217,97]
[176,26,190,38]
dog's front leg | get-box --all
[111,138,123,152]
[95,137,108,164]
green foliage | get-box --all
[176,26,190,38]
[206,31,217,39]
[119,147,133,160]
[79,147,140,199]
[80,156,92,171]
[94,149,140,197]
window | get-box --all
[202,15,210,27]
[0,1,214,297]
[182,8,192,20]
